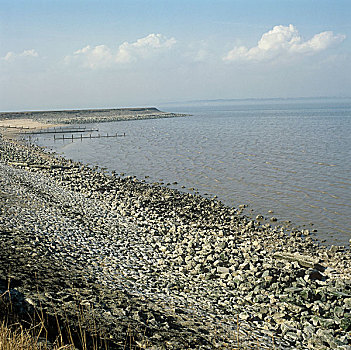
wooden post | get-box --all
[81,134,82,140]
[54,134,55,141]
[124,132,125,136]
[72,134,73,141]
[90,134,91,139]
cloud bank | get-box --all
[66,33,176,69]
[224,24,346,62]
[1,49,39,61]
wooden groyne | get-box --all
[52,133,126,141]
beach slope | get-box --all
[0,128,351,349]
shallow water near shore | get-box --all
[33,98,351,246]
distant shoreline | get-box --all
[0,107,163,114]
[160,96,351,106]
[0,107,186,126]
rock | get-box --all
[340,315,351,331]
[334,306,344,318]
[306,269,325,281]
[217,266,230,275]
[273,251,322,269]
[272,312,286,324]
[261,270,270,278]
[316,329,338,348]
[303,322,315,337]
[344,298,351,308]
[239,312,250,320]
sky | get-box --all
[0,0,350,111]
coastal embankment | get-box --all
[0,107,184,125]
[0,112,351,349]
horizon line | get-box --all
[159,95,351,105]
[1,96,350,113]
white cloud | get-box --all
[2,51,16,61]
[67,33,176,68]
[20,49,39,57]
[71,44,113,69]
[2,49,39,61]
[116,33,176,63]
[182,40,212,63]
[224,24,345,62]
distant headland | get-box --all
[0,107,185,125]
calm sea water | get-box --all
[34,99,351,246]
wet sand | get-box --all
[0,118,60,129]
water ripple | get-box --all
[36,100,351,245]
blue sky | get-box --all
[1,0,350,110]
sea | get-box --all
[33,98,351,246]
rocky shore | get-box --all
[0,126,351,349]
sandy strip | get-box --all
[0,118,61,130]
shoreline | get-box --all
[0,107,186,126]
[0,121,351,349]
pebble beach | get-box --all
[1,110,351,349]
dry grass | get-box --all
[0,309,269,350]
[0,320,77,350]
[0,320,39,350]
[0,282,270,350]
[0,314,263,350]
[0,282,107,350]
[0,313,107,350]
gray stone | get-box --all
[217,266,230,275]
